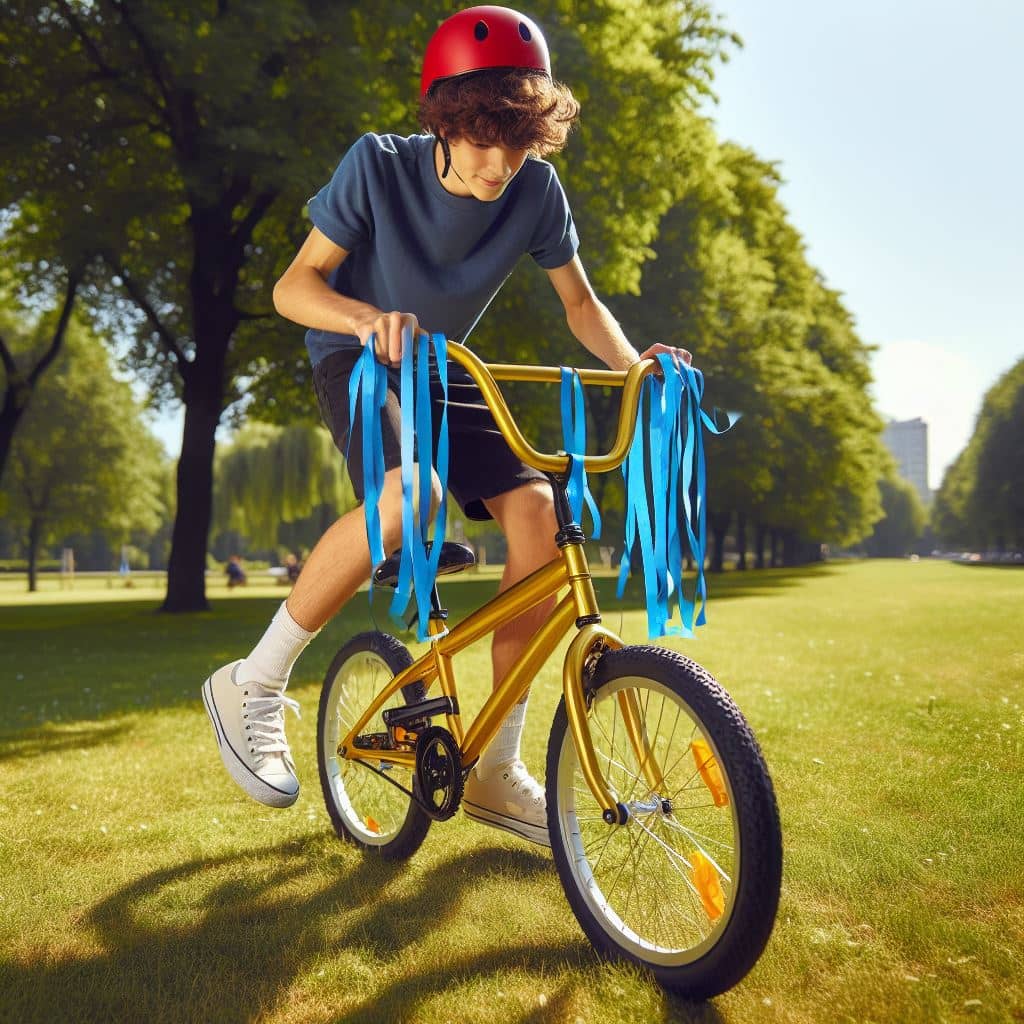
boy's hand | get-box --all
[353,310,427,366]
[638,343,692,373]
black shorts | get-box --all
[312,348,546,522]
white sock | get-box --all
[238,602,318,692]
[476,699,527,780]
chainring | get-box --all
[413,725,463,821]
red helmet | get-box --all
[421,6,551,97]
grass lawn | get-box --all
[1,559,1021,1023]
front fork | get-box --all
[563,623,628,825]
[557,473,669,825]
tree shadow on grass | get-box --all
[0,720,129,763]
[0,561,842,735]
[0,834,724,1024]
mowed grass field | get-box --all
[0,559,1021,1024]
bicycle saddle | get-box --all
[373,541,477,589]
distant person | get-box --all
[225,555,247,589]
[285,553,302,584]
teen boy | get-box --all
[202,5,690,847]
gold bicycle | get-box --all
[316,342,782,998]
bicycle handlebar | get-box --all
[445,341,661,475]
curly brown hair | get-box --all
[418,68,580,156]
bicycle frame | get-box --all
[338,343,665,824]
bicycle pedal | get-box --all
[382,695,458,729]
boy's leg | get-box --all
[202,467,425,808]
[203,346,442,810]
[483,481,560,699]
[463,480,559,846]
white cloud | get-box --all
[870,339,986,490]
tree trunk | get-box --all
[161,362,225,612]
[737,509,748,571]
[770,529,780,568]
[782,529,798,567]
[0,266,82,486]
[710,511,730,573]
[0,386,28,486]
[755,524,766,569]
[160,200,240,612]
[27,514,42,592]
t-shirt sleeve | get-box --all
[528,166,580,269]
[306,134,377,251]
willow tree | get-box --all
[213,423,355,551]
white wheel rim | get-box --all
[555,674,740,965]
[321,650,416,846]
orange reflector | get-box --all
[691,738,729,807]
[691,852,725,920]
[366,816,381,834]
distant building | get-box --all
[882,417,930,505]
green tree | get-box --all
[1,0,441,609]
[862,475,927,558]
[0,328,166,590]
[932,446,974,550]
[969,359,1024,552]
[612,140,886,567]
[934,358,1024,552]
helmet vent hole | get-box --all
[474,20,489,41]
[518,23,532,42]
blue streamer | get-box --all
[388,330,450,642]
[561,370,598,544]
[617,356,738,639]
[558,367,601,539]
[347,342,388,572]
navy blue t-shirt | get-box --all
[305,132,579,365]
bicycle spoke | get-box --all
[628,815,710,909]
[661,814,735,853]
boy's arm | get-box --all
[273,227,422,365]
[546,257,691,372]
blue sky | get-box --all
[150,2,1023,490]
[704,0,1024,487]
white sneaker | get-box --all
[202,660,300,808]
[463,759,550,848]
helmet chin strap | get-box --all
[438,136,472,191]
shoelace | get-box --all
[244,691,301,769]
[504,761,545,806]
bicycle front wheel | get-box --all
[317,631,431,860]
[546,646,782,998]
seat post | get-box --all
[428,585,448,628]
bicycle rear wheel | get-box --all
[546,645,781,998]
[317,631,431,860]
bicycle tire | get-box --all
[317,631,432,860]
[546,645,782,998]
